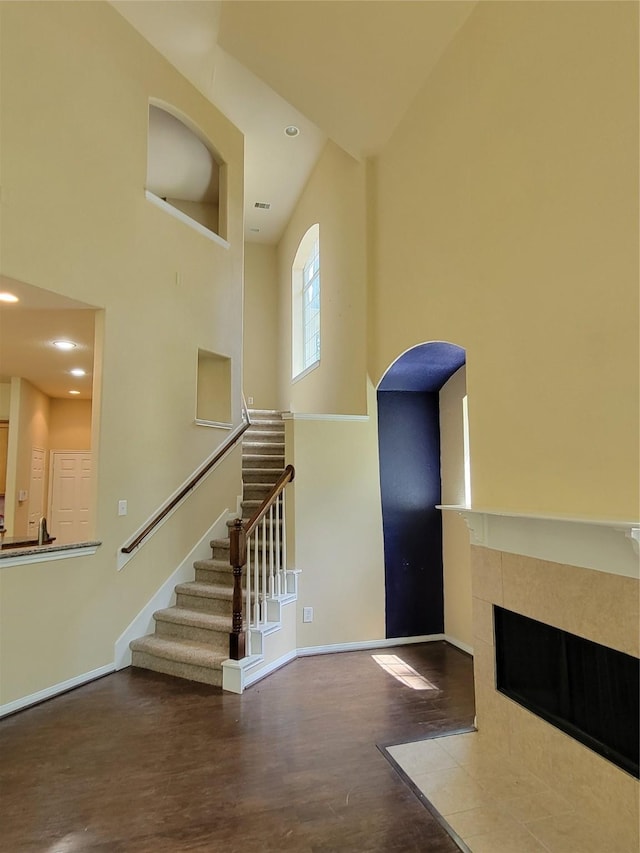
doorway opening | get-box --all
[377,341,466,638]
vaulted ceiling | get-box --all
[112,0,477,244]
[2,2,478,400]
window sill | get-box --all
[145,191,230,248]
[194,419,232,429]
[0,541,101,567]
[292,360,320,384]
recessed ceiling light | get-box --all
[53,340,76,350]
[0,292,19,303]
[69,390,81,395]
[284,125,300,137]
[70,368,86,377]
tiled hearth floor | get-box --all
[386,731,631,853]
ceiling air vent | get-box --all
[254,202,271,209]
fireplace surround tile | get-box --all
[462,826,549,853]
[471,544,640,850]
[471,596,494,645]
[470,545,503,603]
[500,551,639,656]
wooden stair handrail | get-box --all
[228,464,295,660]
[121,419,250,555]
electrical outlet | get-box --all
[303,606,313,623]
[248,396,254,405]
[118,500,128,516]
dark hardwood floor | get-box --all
[0,642,474,852]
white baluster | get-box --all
[246,532,252,656]
[275,495,281,596]
[252,527,259,625]
[261,515,267,624]
[282,491,287,593]
[269,505,275,597]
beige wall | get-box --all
[243,243,279,409]
[49,399,92,451]
[371,1,639,519]
[439,366,472,648]
[277,141,368,416]
[288,381,385,648]
[0,2,244,705]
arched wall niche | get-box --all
[146,99,227,240]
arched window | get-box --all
[292,224,320,379]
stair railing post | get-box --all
[229,518,247,660]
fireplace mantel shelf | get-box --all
[438,505,640,579]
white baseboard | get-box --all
[3,629,472,714]
[296,634,446,657]
[245,649,298,688]
[0,664,114,719]
[443,634,474,656]
[237,634,466,694]
[114,509,231,669]
[223,648,298,693]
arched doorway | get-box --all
[377,341,466,638]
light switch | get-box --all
[118,500,127,516]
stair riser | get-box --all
[242,470,284,485]
[207,544,231,561]
[195,567,234,585]
[242,502,285,521]
[243,443,284,457]
[131,651,222,687]
[243,455,285,470]
[155,619,229,649]
[176,593,232,617]
[243,485,280,501]
[245,430,284,443]
[213,549,230,563]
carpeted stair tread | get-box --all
[194,557,231,570]
[175,581,233,600]
[246,420,283,430]
[130,635,226,669]
[247,409,284,417]
[209,538,229,549]
[153,607,230,632]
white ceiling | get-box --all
[112,0,327,245]
[111,0,476,244]
[0,278,96,400]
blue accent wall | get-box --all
[377,391,443,638]
[378,342,466,393]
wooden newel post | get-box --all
[228,518,247,660]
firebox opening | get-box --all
[494,606,639,779]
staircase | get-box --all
[129,410,286,687]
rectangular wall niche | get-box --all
[494,606,639,778]
[196,350,231,427]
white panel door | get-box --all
[50,451,93,545]
[27,447,46,538]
